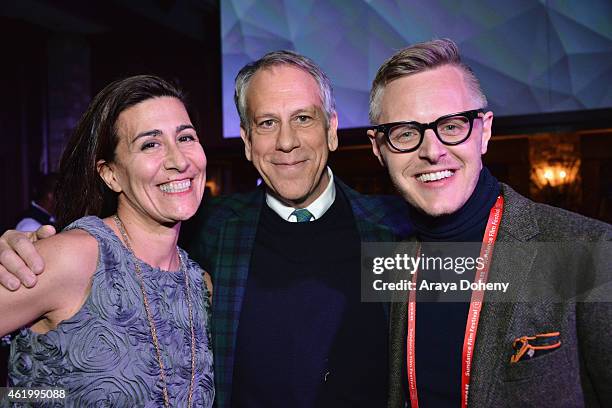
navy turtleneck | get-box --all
[405,167,500,407]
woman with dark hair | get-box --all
[0,75,214,407]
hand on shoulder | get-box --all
[0,224,56,290]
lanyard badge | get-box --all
[406,195,504,408]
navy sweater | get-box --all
[232,189,388,407]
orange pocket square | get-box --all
[510,331,561,363]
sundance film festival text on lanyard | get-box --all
[406,195,504,408]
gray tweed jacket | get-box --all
[388,183,612,407]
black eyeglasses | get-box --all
[369,109,485,152]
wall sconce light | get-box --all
[532,158,579,189]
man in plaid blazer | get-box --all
[188,178,410,407]
[186,50,411,407]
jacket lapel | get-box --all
[337,178,408,243]
[469,184,540,407]
[337,179,411,321]
[212,190,264,408]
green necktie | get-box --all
[291,208,313,222]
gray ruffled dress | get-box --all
[8,216,214,407]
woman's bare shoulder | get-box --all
[36,228,98,256]
[35,228,99,281]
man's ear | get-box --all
[96,160,122,193]
[327,112,339,152]
[480,111,494,155]
[367,129,386,167]
[239,126,252,162]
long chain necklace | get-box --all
[113,215,196,407]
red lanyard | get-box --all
[406,195,504,408]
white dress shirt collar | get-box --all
[265,167,336,222]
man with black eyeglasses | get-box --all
[367,39,611,407]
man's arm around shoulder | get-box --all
[0,225,56,290]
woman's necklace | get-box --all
[113,215,196,407]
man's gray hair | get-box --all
[234,50,336,131]
[369,39,487,123]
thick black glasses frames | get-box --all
[369,109,485,152]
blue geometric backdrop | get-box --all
[222,0,612,137]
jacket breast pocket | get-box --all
[498,346,583,407]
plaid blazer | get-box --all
[188,178,411,408]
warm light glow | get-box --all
[532,159,578,189]
[205,180,220,196]
[544,169,554,180]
